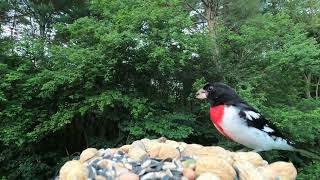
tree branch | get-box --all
[316,77,320,100]
[201,0,209,7]
[184,0,208,21]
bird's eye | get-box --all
[208,86,214,92]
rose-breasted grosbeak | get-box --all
[196,82,294,152]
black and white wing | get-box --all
[236,103,294,145]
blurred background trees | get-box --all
[0,0,320,179]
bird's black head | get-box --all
[195,82,242,106]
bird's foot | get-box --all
[251,149,264,153]
[236,148,249,152]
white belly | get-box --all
[220,106,293,151]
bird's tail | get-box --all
[294,148,320,160]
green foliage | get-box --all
[127,112,195,140]
[298,161,320,180]
[1,0,320,179]
[264,107,320,145]
[224,12,320,105]
[236,83,267,109]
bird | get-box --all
[195,82,319,157]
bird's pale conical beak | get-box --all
[196,88,208,99]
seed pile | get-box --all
[57,138,297,180]
[83,149,189,180]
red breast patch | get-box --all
[210,105,233,140]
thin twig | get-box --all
[184,0,208,21]
[201,0,209,7]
